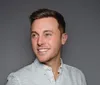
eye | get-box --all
[45,33,52,37]
[31,33,38,38]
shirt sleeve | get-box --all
[6,73,21,85]
[80,71,87,85]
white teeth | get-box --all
[38,49,48,55]
[38,49,48,52]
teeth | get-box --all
[38,49,48,52]
[38,49,48,55]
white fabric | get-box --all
[6,59,87,85]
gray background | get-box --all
[0,0,100,85]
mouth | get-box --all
[37,48,50,55]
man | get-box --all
[6,8,87,85]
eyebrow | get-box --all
[43,30,53,33]
[31,31,37,34]
[31,30,53,34]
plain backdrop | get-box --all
[0,0,100,85]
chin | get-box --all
[37,57,50,63]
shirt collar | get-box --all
[34,58,64,73]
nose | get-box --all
[37,36,45,46]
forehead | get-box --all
[31,17,59,31]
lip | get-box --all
[38,49,48,51]
[37,48,50,54]
[38,48,49,51]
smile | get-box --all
[37,48,50,54]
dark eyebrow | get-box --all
[43,30,53,33]
[31,30,53,34]
[31,31,38,34]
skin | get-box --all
[31,17,68,79]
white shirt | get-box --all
[6,59,87,85]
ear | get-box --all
[61,33,68,45]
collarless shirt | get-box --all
[6,59,87,85]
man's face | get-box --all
[31,17,67,63]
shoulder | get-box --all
[7,62,36,82]
[64,64,82,72]
[63,64,85,78]
[14,63,35,75]
[64,64,81,72]
[63,64,87,84]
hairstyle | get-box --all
[29,8,66,33]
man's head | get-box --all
[29,8,68,63]
[29,8,66,34]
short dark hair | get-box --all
[29,8,66,33]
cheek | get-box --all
[31,39,37,48]
[49,37,61,47]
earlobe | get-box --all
[62,33,68,45]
